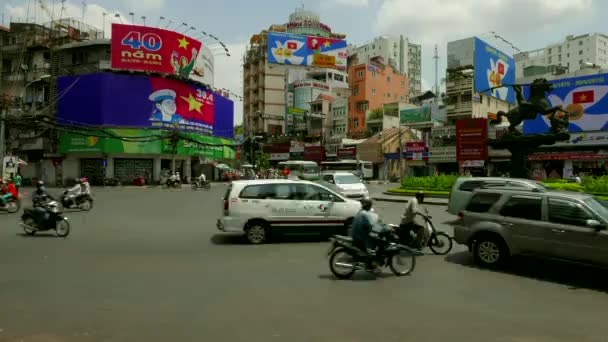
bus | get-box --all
[277,161,320,180]
[320,160,374,179]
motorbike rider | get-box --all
[80,177,91,196]
[198,172,207,184]
[32,180,53,207]
[400,190,426,248]
[64,178,83,206]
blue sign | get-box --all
[523,73,608,134]
[474,38,516,104]
[267,32,347,71]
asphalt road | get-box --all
[1,185,608,342]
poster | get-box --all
[267,31,347,70]
[57,73,234,138]
[474,38,516,104]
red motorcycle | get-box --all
[133,175,146,186]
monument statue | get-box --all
[487,78,571,178]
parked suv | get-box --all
[217,179,362,244]
[447,177,549,215]
[453,189,608,268]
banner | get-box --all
[523,73,608,134]
[400,107,431,123]
[267,31,347,70]
[474,38,516,104]
[405,142,429,161]
[2,156,19,180]
[60,129,235,159]
[456,118,488,161]
[57,73,234,138]
[111,23,204,79]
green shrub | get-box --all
[401,175,458,191]
[542,178,569,184]
[583,175,608,194]
[545,183,584,192]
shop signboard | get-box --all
[269,153,290,161]
[337,147,356,158]
[400,107,431,124]
[303,145,325,162]
[456,118,488,161]
[528,151,608,161]
[428,146,457,163]
[552,131,608,146]
[168,132,235,159]
[58,73,234,138]
[431,125,456,138]
[405,142,429,161]
[267,31,347,70]
[474,37,516,104]
[523,73,608,134]
[111,24,206,80]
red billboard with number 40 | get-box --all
[111,23,203,77]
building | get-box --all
[356,127,418,179]
[348,57,410,139]
[514,33,608,80]
[352,35,422,97]
[429,37,515,175]
[242,7,346,138]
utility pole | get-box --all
[433,44,439,95]
[398,126,403,178]
[0,108,6,178]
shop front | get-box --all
[529,150,608,179]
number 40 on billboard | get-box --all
[121,31,163,51]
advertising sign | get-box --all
[111,24,205,79]
[523,73,608,134]
[267,31,347,70]
[456,118,488,161]
[2,156,19,180]
[57,73,234,138]
[337,147,357,158]
[405,142,429,161]
[400,107,431,123]
[189,44,215,86]
[474,38,516,104]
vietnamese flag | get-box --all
[497,62,505,75]
[307,36,338,51]
[287,41,298,50]
[573,90,594,104]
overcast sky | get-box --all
[4,0,606,124]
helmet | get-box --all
[36,180,44,189]
[79,177,88,183]
[360,197,373,211]
[415,190,425,203]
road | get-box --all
[0,185,607,342]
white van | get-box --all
[217,179,362,244]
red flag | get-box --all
[287,41,297,50]
[573,90,594,104]
[497,62,505,75]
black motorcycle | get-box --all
[166,177,181,188]
[20,200,70,237]
[327,228,422,279]
[61,192,93,211]
[191,179,211,190]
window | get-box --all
[386,92,391,98]
[499,196,542,220]
[357,102,368,111]
[353,85,359,96]
[354,118,359,128]
[466,193,502,213]
[400,95,405,101]
[579,40,583,46]
[558,46,562,53]
[322,174,334,182]
[558,54,562,62]
[372,71,377,79]
[567,53,570,58]
[458,181,483,192]
[387,76,392,82]
[547,48,552,54]
[579,50,583,55]
[401,80,405,88]
[239,184,293,200]
[548,56,552,64]
[334,74,344,82]
[548,198,593,226]
[372,88,377,96]
[295,184,335,201]
[358,70,365,78]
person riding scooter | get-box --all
[0,179,18,207]
[399,190,426,248]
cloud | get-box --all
[331,0,369,6]
[213,42,247,125]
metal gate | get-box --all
[80,159,105,185]
[113,158,153,183]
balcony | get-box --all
[25,68,51,82]
[446,79,473,94]
[446,102,472,116]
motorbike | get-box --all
[0,193,21,214]
[191,179,211,190]
[397,207,453,255]
[103,178,121,186]
[327,227,422,279]
[61,191,93,211]
[20,199,70,237]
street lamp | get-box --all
[20,75,51,111]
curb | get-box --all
[372,196,448,206]
[382,191,449,199]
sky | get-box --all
[3,0,607,125]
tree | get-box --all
[257,153,271,170]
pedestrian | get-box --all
[13,172,22,191]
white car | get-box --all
[320,172,369,200]
[217,179,362,244]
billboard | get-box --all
[400,107,431,123]
[57,73,234,138]
[190,44,215,86]
[267,31,347,70]
[456,118,488,161]
[405,142,429,161]
[474,38,516,104]
[523,73,608,134]
[111,23,209,82]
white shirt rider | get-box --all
[401,197,420,225]
[198,173,206,182]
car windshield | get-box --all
[303,165,319,174]
[584,197,608,219]
[335,174,361,184]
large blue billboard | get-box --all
[57,73,234,138]
[267,31,347,71]
[474,38,516,104]
[523,73,608,134]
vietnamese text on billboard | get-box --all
[57,73,234,138]
[523,73,608,134]
[474,38,516,104]
[267,31,347,70]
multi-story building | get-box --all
[242,7,346,138]
[348,56,409,138]
[429,37,514,175]
[352,35,422,97]
[514,33,608,80]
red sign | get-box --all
[405,142,427,153]
[111,24,203,76]
[573,90,594,104]
[456,118,488,161]
[337,147,356,158]
[528,151,607,161]
[303,146,325,162]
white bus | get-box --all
[320,160,374,179]
[277,160,320,180]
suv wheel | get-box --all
[246,222,268,244]
[473,235,507,267]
